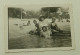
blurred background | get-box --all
[8,7,70,22]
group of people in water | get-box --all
[29,16,63,38]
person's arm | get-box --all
[37,23,41,31]
[55,23,60,31]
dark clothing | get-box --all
[50,22,59,30]
[29,23,40,35]
[34,23,40,35]
[50,22,62,34]
[35,23,40,31]
[51,24,57,30]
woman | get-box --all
[38,16,51,38]
[50,17,63,34]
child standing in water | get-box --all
[41,26,51,38]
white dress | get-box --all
[39,20,48,27]
[39,20,51,38]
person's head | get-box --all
[33,20,37,24]
[39,15,45,21]
[42,26,47,32]
[28,20,30,23]
[52,17,56,22]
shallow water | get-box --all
[8,19,72,49]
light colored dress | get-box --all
[38,20,51,38]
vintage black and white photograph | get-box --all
[5,4,74,52]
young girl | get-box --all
[40,26,51,38]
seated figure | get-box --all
[50,17,63,35]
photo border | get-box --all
[4,4,75,53]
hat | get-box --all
[39,15,45,21]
